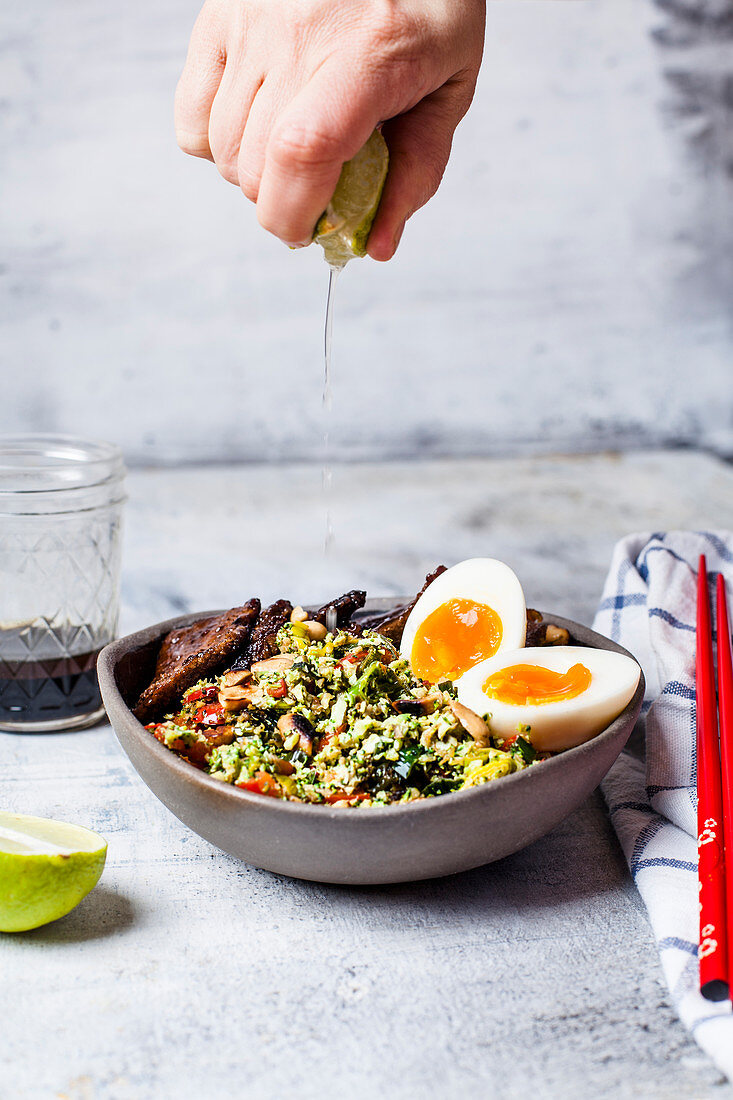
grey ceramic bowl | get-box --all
[98,603,644,885]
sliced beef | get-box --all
[313,589,367,630]
[231,599,293,670]
[353,607,405,644]
[134,599,261,722]
[355,565,447,645]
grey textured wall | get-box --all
[2,0,732,465]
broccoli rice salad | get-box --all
[145,621,551,808]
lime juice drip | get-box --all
[322,263,341,563]
[324,264,339,413]
[313,128,387,579]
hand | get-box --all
[175,0,485,259]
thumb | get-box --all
[255,62,387,247]
[368,82,471,262]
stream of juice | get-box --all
[322,263,340,550]
[323,263,341,634]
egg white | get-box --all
[455,646,641,752]
[400,558,527,680]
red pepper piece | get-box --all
[236,771,281,797]
[185,684,218,705]
[195,703,225,727]
[337,649,367,670]
[324,790,369,804]
[318,730,338,751]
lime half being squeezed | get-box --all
[0,812,107,932]
[314,129,389,268]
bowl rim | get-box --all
[98,606,645,822]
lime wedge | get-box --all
[0,812,107,933]
[314,129,389,268]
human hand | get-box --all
[175,0,485,259]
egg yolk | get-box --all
[482,662,592,706]
[410,598,503,683]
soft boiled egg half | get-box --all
[456,646,641,752]
[400,558,527,685]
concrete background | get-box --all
[2,0,732,466]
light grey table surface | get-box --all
[4,450,733,1100]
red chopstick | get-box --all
[697,554,728,1000]
[717,572,733,995]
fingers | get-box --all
[367,81,473,262]
[254,62,387,247]
[235,75,287,203]
[175,3,228,161]
[208,64,266,188]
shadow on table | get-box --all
[318,789,632,914]
[19,885,136,944]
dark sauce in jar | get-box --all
[0,626,103,728]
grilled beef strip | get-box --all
[133,598,261,723]
[230,599,294,670]
[312,589,367,630]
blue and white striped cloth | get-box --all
[593,531,733,1079]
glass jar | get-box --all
[0,435,126,732]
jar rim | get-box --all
[0,434,125,493]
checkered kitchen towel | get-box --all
[594,532,733,1079]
